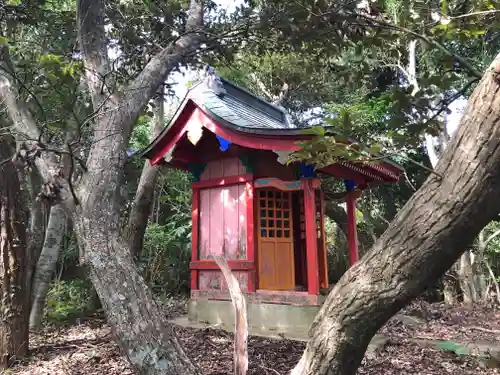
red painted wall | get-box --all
[197,157,249,291]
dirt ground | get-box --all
[10,301,500,375]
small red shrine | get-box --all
[141,68,404,319]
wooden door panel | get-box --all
[257,188,295,290]
[275,242,294,290]
[259,241,276,289]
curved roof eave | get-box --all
[139,76,404,173]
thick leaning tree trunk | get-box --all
[291,57,500,375]
[0,139,29,369]
[69,0,205,374]
[1,0,205,368]
[29,204,66,330]
[426,134,463,304]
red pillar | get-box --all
[245,181,255,292]
[303,179,319,295]
[191,187,200,290]
[346,191,359,266]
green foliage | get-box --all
[139,223,191,295]
[138,169,192,295]
[48,232,93,324]
[324,216,349,283]
[477,221,500,280]
[45,279,94,323]
[288,127,392,170]
[214,50,348,119]
[129,116,153,151]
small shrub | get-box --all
[44,279,93,323]
[139,222,191,296]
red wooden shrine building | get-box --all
[141,68,404,308]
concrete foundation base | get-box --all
[188,299,320,336]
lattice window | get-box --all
[258,189,292,239]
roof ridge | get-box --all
[192,66,295,128]
[219,78,296,129]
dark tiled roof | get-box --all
[186,77,402,170]
[188,76,295,131]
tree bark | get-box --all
[458,250,477,305]
[26,169,46,300]
[442,267,460,304]
[124,91,165,259]
[0,138,29,369]
[29,122,78,330]
[73,227,203,375]
[2,0,205,369]
[29,204,67,331]
[2,3,204,368]
[69,1,205,373]
[291,56,500,375]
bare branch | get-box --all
[485,229,500,247]
[122,0,204,130]
[394,153,443,178]
[382,63,411,82]
[449,10,500,20]
[211,255,248,375]
[0,59,76,208]
[403,171,417,191]
[250,73,274,100]
[364,16,483,79]
[485,259,500,305]
[420,78,479,127]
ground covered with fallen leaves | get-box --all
[10,301,500,375]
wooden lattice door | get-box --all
[257,189,295,290]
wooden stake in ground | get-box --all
[212,255,248,375]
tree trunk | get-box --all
[291,57,500,375]
[1,0,205,367]
[425,106,485,305]
[458,250,478,305]
[26,169,46,303]
[442,266,460,304]
[0,139,29,369]
[74,221,202,375]
[29,204,67,331]
[124,91,165,259]
[69,97,202,373]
